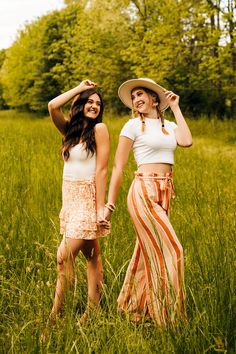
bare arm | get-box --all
[104,136,133,220]
[164,90,193,147]
[48,79,97,135]
[94,123,110,219]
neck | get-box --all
[142,107,158,118]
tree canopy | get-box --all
[0,0,235,117]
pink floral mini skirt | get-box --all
[59,178,109,240]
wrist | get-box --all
[171,105,181,114]
[97,206,105,212]
[75,86,83,95]
[105,202,116,213]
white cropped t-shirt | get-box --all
[120,118,178,166]
[63,144,96,180]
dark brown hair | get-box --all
[62,88,104,160]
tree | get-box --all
[0,0,235,116]
[0,50,8,109]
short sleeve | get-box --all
[170,121,178,130]
[120,119,136,141]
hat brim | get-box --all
[118,79,169,112]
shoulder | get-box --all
[120,118,140,141]
[94,122,108,132]
[121,117,140,132]
[94,122,109,134]
[94,123,109,140]
[123,117,139,127]
[164,119,178,130]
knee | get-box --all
[97,256,104,274]
[87,250,103,271]
[57,252,64,273]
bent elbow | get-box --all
[177,135,193,147]
[48,101,55,113]
[181,139,193,148]
[186,137,193,147]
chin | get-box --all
[138,109,149,115]
[86,114,98,120]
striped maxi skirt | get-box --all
[117,172,185,325]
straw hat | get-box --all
[118,78,169,112]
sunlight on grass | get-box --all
[0,111,235,353]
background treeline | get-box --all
[0,0,235,117]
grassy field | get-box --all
[0,110,235,353]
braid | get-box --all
[132,106,145,132]
[157,106,169,135]
[140,113,145,132]
[131,86,169,135]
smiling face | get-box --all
[83,93,101,119]
[131,88,157,117]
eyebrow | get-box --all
[87,99,101,104]
[131,89,143,97]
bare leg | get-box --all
[79,239,103,322]
[51,238,85,316]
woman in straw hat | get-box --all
[47,79,110,325]
[104,78,192,324]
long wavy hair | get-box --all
[62,88,104,161]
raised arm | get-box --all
[105,136,133,220]
[94,123,110,220]
[164,90,192,147]
[48,79,97,135]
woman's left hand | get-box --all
[97,207,110,229]
[164,90,179,109]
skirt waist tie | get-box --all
[135,172,175,200]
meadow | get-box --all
[0,110,235,353]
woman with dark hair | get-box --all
[104,78,192,325]
[47,79,110,324]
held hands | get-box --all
[77,79,97,94]
[97,203,115,231]
[97,207,110,230]
[104,207,112,222]
[164,90,179,110]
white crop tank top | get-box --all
[63,144,96,180]
[120,117,178,166]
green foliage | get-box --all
[0,49,8,109]
[0,0,235,116]
[1,13,61,112]
[0,111,235,352]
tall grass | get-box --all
[0,110,235,353]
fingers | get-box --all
[164,90,178,99]
[97,217,110,230]
[84,79,97,87]
[163,90,179,104]
[99,221,110,230]
[97,207,111,227]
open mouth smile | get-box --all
[136,101,145,109]
[88,109,97,114]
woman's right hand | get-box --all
[48,79,97,135]
[77,79,97,94]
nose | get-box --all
[90,102,97,109]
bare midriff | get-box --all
[137,163,172,174]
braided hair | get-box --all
[131,87,169,135]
